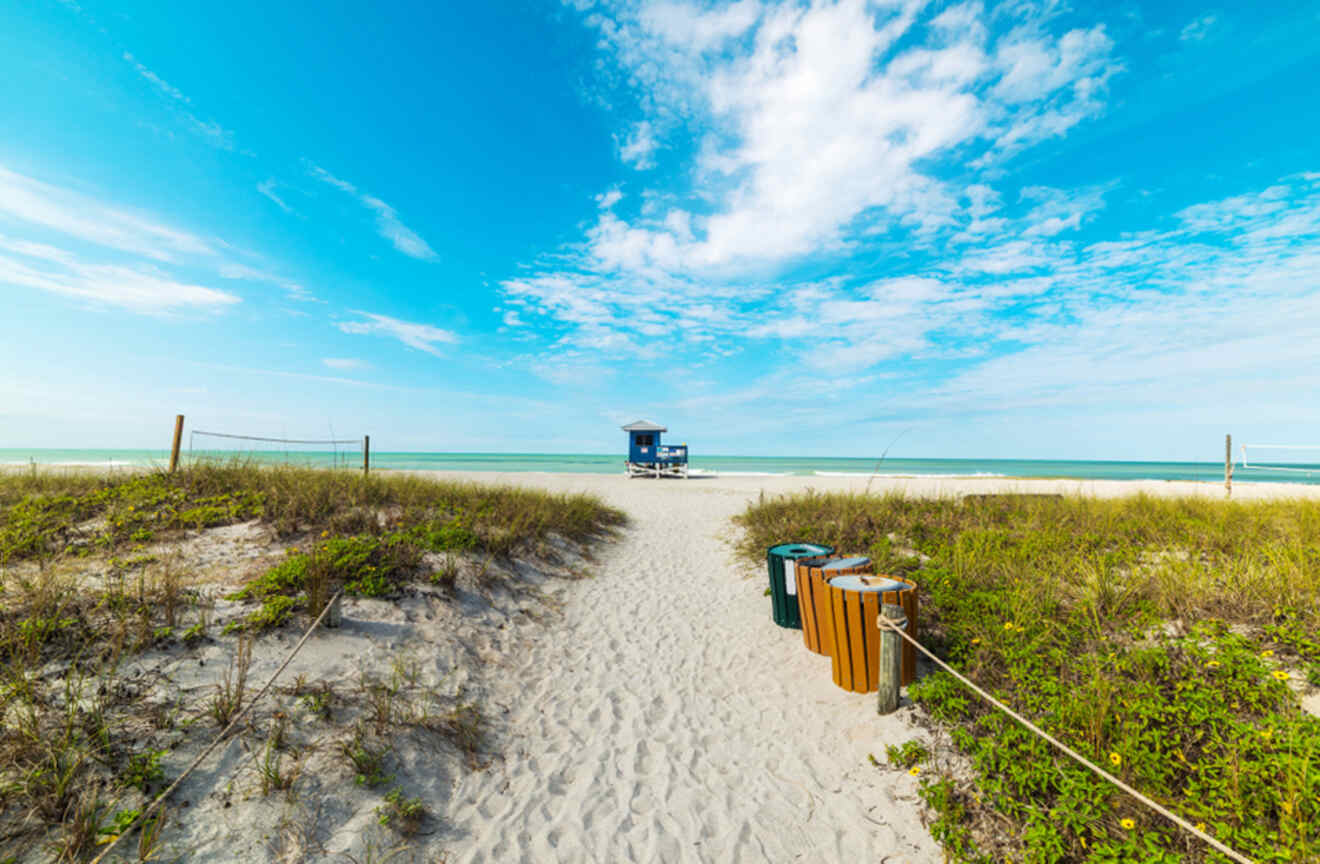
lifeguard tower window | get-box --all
[637,434,653,446]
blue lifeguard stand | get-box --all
[622,420,689,478]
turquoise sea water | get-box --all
[2,449,1318,484]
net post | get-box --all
[362,435,370,477]
[169,415,185,473]
[1225,434,1232,497]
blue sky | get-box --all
[2,0,1318,459]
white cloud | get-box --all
[123,52,189,103]
[0,165,214,261]
[0,234,238,314]
[619,121,659,169]
[122,52,236,150]
[502,0,1119,363]
[1179,13,1218,42]
[0,163,316,314]
[337,312,458,355]
[322,357,364,370]
[308,165,437,260]
[257,179,292,213]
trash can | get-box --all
[794,556,872,656]
[823,574,919,692]
[766,543,835,629]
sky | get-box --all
[1,0,1319,460]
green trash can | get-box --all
[766,542,835,629]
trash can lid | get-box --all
[821,556,870,571]
[828,574,909,593]
[769,542,833,557]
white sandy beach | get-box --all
[416,472,1320,863]
[16,470,1317,863]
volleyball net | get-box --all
[1239,443,1320,477]
[188,428,367,469]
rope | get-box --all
[190,430,360,445]
[91,591,344,864]
[876,616,1256,864]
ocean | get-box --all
[2,449,1317,484]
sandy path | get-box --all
[431,472,1320,861]
[440,477,939,863]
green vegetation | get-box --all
[376,786,426,835]
[735,491,1320,863]
[0,461,622,857]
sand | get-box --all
[422,472,1320,862]
[25,471,1316,862]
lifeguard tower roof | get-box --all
[621,420,667,432]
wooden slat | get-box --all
[812,565,833,656]
[796,562,819,653]
[829,586,852,687]
[862,591,880,692]
[845,591,867,692]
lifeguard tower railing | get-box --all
[627,443,688,478]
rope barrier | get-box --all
[191,430,360,445]
[875,616,1255,864]
[91,590,344,864]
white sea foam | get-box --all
[812,470,1009,478]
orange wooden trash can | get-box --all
[822,574,919,692]
[793,556,872,656]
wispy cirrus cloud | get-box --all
[0,165,214,261]
[122,51,235,150]
[308,164,437,260]
[0,163,305,313]
[1179,13,1218,42]
[337,312,458,355]
[322,357,365,370]
[0,232,239,313]
[257,178,292,213]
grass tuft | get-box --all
[737,491,1320,863]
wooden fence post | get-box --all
[877,603,906,715]
[169,415,185,473]
[1225,434,1232,497]
[362,435,370,477]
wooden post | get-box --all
[877,603,906,715]
[325,593,342,628]
[169,415,184,473]
[1225,434,1233,497]
[362,435,370,477]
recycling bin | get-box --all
[823,574,919,692]
[765,542,835,629]
[794,555,872,656]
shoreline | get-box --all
[390,469,1320,501]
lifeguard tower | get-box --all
[622,420,689,478]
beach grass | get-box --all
[0,460,624,858]
[735,491,1320,863]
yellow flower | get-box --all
[1272,670,1290,681]
[908,766,920,776]
[321,530,330,538]
[1204,660,1220,668]
[1260,729,1273,739]
[1003,621,1015,631]
[1194,822,1206,832]
[1260,649,1274,658]
[1120,818,1135,830]
[1109,752,1121,767]
[970,637,981,645]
